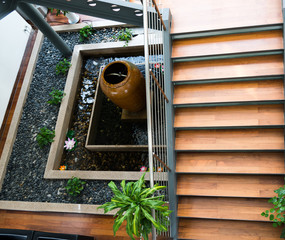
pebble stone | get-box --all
[0,28,133,204]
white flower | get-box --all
[64,138,76,150]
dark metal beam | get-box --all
[20,0,156,27]
[171,24,283,40]
[17,2,72,56]
[175,149,284,153]
[172,50,283,63]
[162,8,178,240]
[0,0,17,20]
[172,75,284,86]
[174,100,284,108]
[174,125,285,130]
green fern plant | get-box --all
[36,127,55,148]
[47,88,65,105]
[56,59,71,75]
[65,177,86,197]
[98,173,171,240]
[79,25,94,42]
[116,28,133,47]
[261,184,285,238]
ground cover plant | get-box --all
[116,28,133,46]
[56,58,71,75]
[36,127,55,148]
[79,25,94,42]
[65,177,86,197]
[47,88,65,105]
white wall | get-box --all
[0,11,31,126]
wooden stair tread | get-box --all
[174,104,284,128]
[172,30,283,58]
[177,196,271,221]
[173,79,284,105]
[176,152,285,174]
[168,0,282,34]
[173,55,284,82]
[176,174,284,197]
[175,129,284,150]
[178,218,282,240]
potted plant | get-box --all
[261,183,285,238]
[49,8,79,24]
[98,173,171,240]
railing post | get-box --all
[143,0,156,240]
[162,8,178,240]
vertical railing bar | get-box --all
[157,2,162,236]
[151,0,166,30]
[143,0,156,239]
[150,8,156,180]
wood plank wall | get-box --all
[169,0,285,239]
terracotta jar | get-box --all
[100,60,146,112]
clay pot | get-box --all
[100,60,146,112]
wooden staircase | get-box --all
[168,0,285,239]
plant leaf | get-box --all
[141,207,167,232]
[113,207,134,236]
[132,206,140,236]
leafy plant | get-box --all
[49,8,68,16]
[47,88,65,105]
[98,173,171,240]
[65,177,86,197]
[79,25,94,42]
[116,28,133,47]
[36,127,55,148]
[261,184,285,238]
[56,59,71,75]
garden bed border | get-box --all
[0,20,166,214]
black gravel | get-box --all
[0,28,148,204]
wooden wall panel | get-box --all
[174,104,284,128]
[178,218,282,240]
[0,210,170,240]
[173,80,284,105]
[177,174,284,198]
[176,152,285,174]
[167,0,283,34]
[173,55,284,82]
[178,197,271,221]
[175,129,284,151]
[172,31,283,58]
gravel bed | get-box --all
[0,28,145,204]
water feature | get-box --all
[60,56,149,171]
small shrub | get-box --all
[47,88,65,105]
[261,183,285,238]
[65,177,86,197]
[116,28,133,47]
[79,25,93,42]
[56,59,71,75]
[36,127,55,148]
